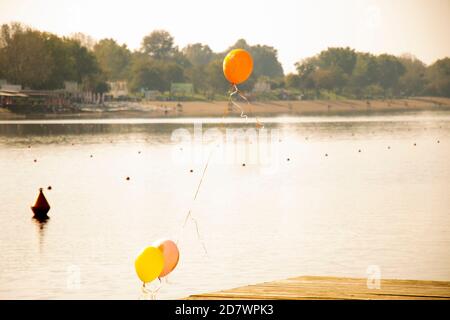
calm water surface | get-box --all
[0,111,449,299]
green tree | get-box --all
[285,73,301,89]
[376,54,405,95]
[70,32,96,50]
[317,47,357,75]
[350,53,378,97]
[227,39,284,79]
[311,68,341,91]
[129,65,163,92]
[313,47,357,93]
[205,59,229,94]
[43,33,76,88]
[93,38,131,80]
[183,43,214,66]
[250,45,284,78]
[425,58,450,97]
[162,62,185,87]
[0,23,53,89]
[0,23,104,90]
[351,53,378,87]
[397,54,427,97]
[141,30,175,60]
[295,57,317,91]
[227,38,251,52]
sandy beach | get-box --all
[1,97,449,120]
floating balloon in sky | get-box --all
[134,246,164,284]
[223,49,253,85]
[153,239,180,278]
[223,48,262,127]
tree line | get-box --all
[0,22,448,99]
[288,48,449,99]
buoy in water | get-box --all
[31,188,50,219]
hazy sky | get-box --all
[0,0,449,73]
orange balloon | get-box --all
[223,49,253,85]
[153,239,180,278]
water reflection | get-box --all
[32,216,49,253]
[0,112,448,299]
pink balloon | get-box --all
[154,239,180,278]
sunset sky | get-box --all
[0,0,449,73]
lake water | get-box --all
[0,111,449,299]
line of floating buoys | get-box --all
[31,188,50,220]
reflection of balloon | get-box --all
[135,246,164,283]
[154,239,180,277]
[223,49,253,85]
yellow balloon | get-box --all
[134,246,164,283]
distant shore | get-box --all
[1,97,449,120]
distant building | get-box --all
[253,79,271,93]
[0,81,22,91]
[143,90,160,100]
[64,81,80,93]
[108,81,128,98]
[170,83,193,96]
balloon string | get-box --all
[141,280,163,300]
[176,150,212,256]
[229,84,264,128]
[229,85,248,120]
[175,84,260,260]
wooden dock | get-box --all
[186,276,450,300]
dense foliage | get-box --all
[0,23,448,98]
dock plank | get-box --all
[186,276,450,300]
